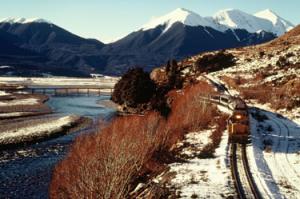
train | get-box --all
[202,94,250,143]
[227,97,250,143]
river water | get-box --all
[0,95,116,199]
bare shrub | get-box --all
[50,112,165,199]
[240,84,273,104]
[276,56,289,67]
[240,79,300,110]
[50,81,219,198]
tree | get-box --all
[166,59,183,89]
[112,68,156,108]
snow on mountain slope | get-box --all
[140,8,294,36]
[213,9,274,34]
[0,17,51,24]
[141,8,218,32]
[255,9,294,35]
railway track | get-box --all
[230,143,262,199]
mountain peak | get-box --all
[141,8,212,32]
[213,9,256,28]
[255,9,294,35]
[255,9,281,25]
[215,8,243,14]
[173,7,192,13]
[0,17,51,24]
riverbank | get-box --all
[0,81,116,198]
[0,83,107,149]
[0,115,93,150]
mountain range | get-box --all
[0,8,295,76]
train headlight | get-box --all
[235,114,242,120]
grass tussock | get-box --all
[50,81,220,199]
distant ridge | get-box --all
[0,8,295,76]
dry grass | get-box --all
[240,79,300,110]
[50,82,220,199]
[220,76,248,91]
[221,74,300,111]
[199,114,227,158]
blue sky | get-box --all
[0,0,299,43]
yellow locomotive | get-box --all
[228,98,250,143]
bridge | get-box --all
[26,86,114,96]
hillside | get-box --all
[151,25,300,122]
[130,25,300,198]
[0,8,294,76]
[0,20,105,76]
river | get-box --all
[0,95,116,199]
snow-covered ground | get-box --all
[212,45,300,86]
[248,100,300,126]
[0,112,30,118]
[161,127,234,198]
[0,115,80,146]
[248,107,300,198]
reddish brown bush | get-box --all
[50,112,165,199]
[50,81,219,199]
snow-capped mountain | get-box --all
[141,8,219,32]
[0,8,294,76]
[0,17,51,24]
[212,9,272,33]
[254,9,294,35]
[139,8,294,37]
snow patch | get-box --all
[0,90,9,96]
[167,129,234,198]
[0,17,51,24]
